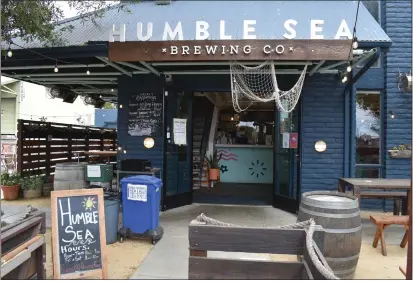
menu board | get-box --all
[51,189,107,279]
[128,92,163,137]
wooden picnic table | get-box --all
[338,178,411,215]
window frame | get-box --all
[362,0,381,24]
[353,90,384,178]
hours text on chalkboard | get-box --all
[128,92,163,136]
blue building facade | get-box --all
[2,1,410,212]
[301,0,412,210]
[110,0,411,211]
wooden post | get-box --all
[67,125,73,162]
[407,184,412,280]
[45,122,51,177]
[85,127,90,162]
[100,129,104,151]
[16,119,24,175]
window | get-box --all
[362,0,381,24]
[355,91,382,178]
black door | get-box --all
[273,100,301,214]
[161,89,193,211]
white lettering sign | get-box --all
[310,20,324,39]
[109,19,353,42]
[164,44,289,56]
[163,21,183,40]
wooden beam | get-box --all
[117,61,150,72]
[309,60,326,76]
[109,40,353,62]
[188,224,324,255]
[139,61,160,76]
[96,57,132,77]
[188,257,305,280]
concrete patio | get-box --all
[130,204,408,280]
[1,200,408,279]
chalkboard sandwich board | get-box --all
[51,188,108,279]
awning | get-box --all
[1,1,391,104]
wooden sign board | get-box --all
[51,189,108,279]
[108,39,353,62]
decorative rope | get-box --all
[195,213,339,280]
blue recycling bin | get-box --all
[120,175,162,235]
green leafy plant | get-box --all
[21,176,44,190]
[205,150,222,169]
[1,172,21,186]
[391,144,412,151]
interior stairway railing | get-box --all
[192,97,214,190]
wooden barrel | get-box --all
[297,191,362,279]
[53,162,89,191]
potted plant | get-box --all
[388,144,412,159]
[205,150,222,181]
[21,176,44,199]
[1,172,21,200]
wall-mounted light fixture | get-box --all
[144,137,155,149]
[315,140,327,153]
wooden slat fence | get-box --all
[16,119,117,178]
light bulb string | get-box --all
[7,41,75,65]
[347,0,361,63]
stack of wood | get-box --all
[1,210,46,279]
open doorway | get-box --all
[193,93,275,205]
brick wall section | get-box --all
[384,1,412,179]
[301,74,346,193]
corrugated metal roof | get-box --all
[11,0,391,49]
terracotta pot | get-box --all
[1,185,20,200]
[209,168,220,181]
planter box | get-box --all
[388,150,412,159]
[23,189,42,199]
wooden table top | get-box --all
[83,151,117,156]
[339,178,411,189]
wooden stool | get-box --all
[369,215,409,256]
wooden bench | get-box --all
[188,219,329,279]
[361,191,408,215]
[369,215,409,256]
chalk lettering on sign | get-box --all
[128,92,162,137]
[56,194,103,276]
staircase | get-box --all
[192,97,214,190]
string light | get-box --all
[342,0,361,84]
[111,89,114,92]
[119,104,123,109]
[54,61,59,73]
[7,47,12,58]
[390,111,395,119]
[353,37,359,49]
[86,65,90,75]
